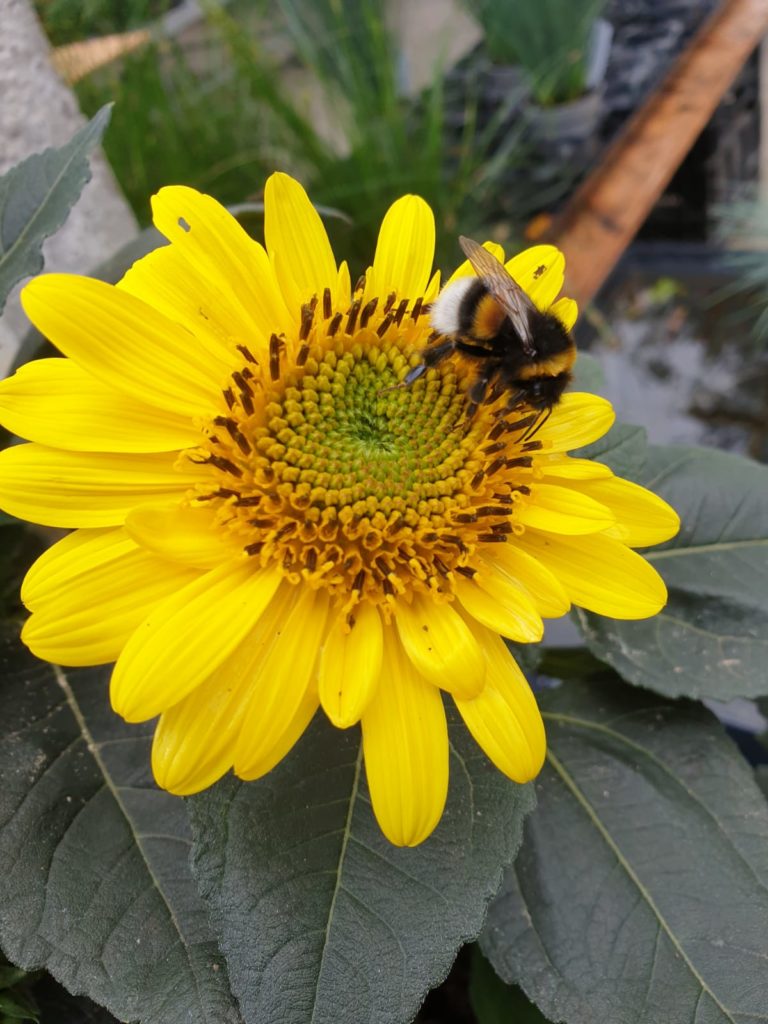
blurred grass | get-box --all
[466,0,606,105]
[34,0,174,46]
[71,0,538,269]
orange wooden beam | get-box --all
[548,0,768,307]
[51,29,151,84]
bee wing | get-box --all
[459,235,537,356]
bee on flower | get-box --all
[0,173,679,846]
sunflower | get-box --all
[0,173,678,846]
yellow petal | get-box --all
[110,559,282,721]
[518,530,669,619]
[569,476,680,547]
[22,527,133,609]
[21,275,225,418]
[236,685,319,784]
[21,533,198,665]
[550,295,578,331]
[152,581,311,794]
[0,358,199,452]
[455,571,543,643]
[367,194,435,301]
[125,502,243,568]
[424,268,442,301]
[395,592,485,699]
[483,545,571,618]
[153,686,239,796]
[516,483,615,535]
[537,392,615,453]
[539,455,613,480]
[150,184,293,343]
[446,240,506,283]
[0,444,198,528]
[361,638,448,847]
[118,245,253,369]
[264,172,338,311]
[319,602,383,728]
[336,259,352,311]
[506,245,565,310]
[454,624,545,782]
[234,586,330,778]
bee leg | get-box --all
[457,371,492,423]
[521,406,553,442]
[503,389,527,412]
[421,339,455,366]
[455,340,495,359]
[379,340,453,394]
[402,363,427,386]
[468,374,491,407]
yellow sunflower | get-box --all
[0,173,678,846]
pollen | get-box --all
[190,293,537,616]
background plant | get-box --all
[74,0,535,267]
[467,0,607,105]
[713,191,768,346]
[33,0,173,46]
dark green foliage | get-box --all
[188,708,535,1024]
[0,106,111,314]
[0,629,242,1024]
[574,445,768,699]
[482,678,768,1024]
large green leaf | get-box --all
[482,679,768,1024]
[0,106,112,314]
[0,626,242,1024]
[189,708,535,1024]
[574,422,648,480]
[570,351,604,394]
[575,444,768,699]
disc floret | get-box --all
[191,287,540,618]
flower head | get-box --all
[0,173,678,846]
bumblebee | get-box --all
[405,236,576,427]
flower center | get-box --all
[191,289,541,616]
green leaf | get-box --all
[469,948,550,1024]
[189,708,535,1024]
[570,351,604,394]
[0,991,37,1023]
[0,626,242,1024]
[482,678,768,1024]
[0,966,30,991]
[0,105,112,314]
[573,422,648,481]
[575,444,768,700]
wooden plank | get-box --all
[51,30,151,84]
[548,0,768,307]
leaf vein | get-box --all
[546,748,738,1023]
